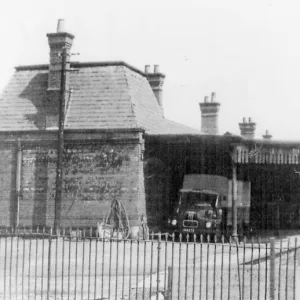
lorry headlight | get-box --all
[171,219,177,226]
[206,222,212,229]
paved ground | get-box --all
[0,235,299,299]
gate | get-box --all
[0,227,299,299]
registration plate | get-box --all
[183,228,194,232]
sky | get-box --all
[1,0,300,140]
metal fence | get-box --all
[0,227,299,300]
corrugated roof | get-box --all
[0,62,200,135]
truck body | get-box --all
[167,174,251,236]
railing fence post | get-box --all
[295,238,299,300]
[270,237,276,300]
[156,232,161,300]
[166,266,173,300]
[47,227,53,300]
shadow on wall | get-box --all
[9,147,17,227]
[32,151,49,227]
[18,72,49,130]
[144,157,167,229]
[20,147,50,227]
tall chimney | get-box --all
[239,117,256,139]
[145,65,165,109]
[199,92,220,135]
[263,130,272,140]
[46,19,74,128]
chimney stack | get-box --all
[145,65,165,109]
[199,92,220,135]
[263,130,272,140]
[239,117,256,139]
[46,19,74,128]
[47,19,74,91]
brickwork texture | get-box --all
[0,137,146,228]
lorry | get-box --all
[166,174,251,238]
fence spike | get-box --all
[179,233,182,242]
[187,233,189,243]
[171,233,175,242]
[200,234,203,243]
[193,234,196,243]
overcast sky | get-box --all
[1,0,300,140]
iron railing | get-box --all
[0,227,299,300]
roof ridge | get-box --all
[123,67,142,130]
[163,118,201,132]
[15,61,147,77]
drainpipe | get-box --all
[16,138,22,228]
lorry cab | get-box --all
[169,189,223,238]
[166,174,251,238]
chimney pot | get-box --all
[145,65,151,74]
[204,96,209,103]
[249,117,252,123]
[57,19,65,33]
[263,130,272,140]
[211,92,216,102]
[243,117,247,123]
[154,65,160,73]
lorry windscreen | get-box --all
[180,192,218,208]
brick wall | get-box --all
[0,133,146,228]
[60,142,145,227]
[0,144,16,226]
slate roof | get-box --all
[0,62,200,135]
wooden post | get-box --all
[232,162,238,241]
[270,237,276,300]
[166,266,173,300]
[54,47,67,230]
